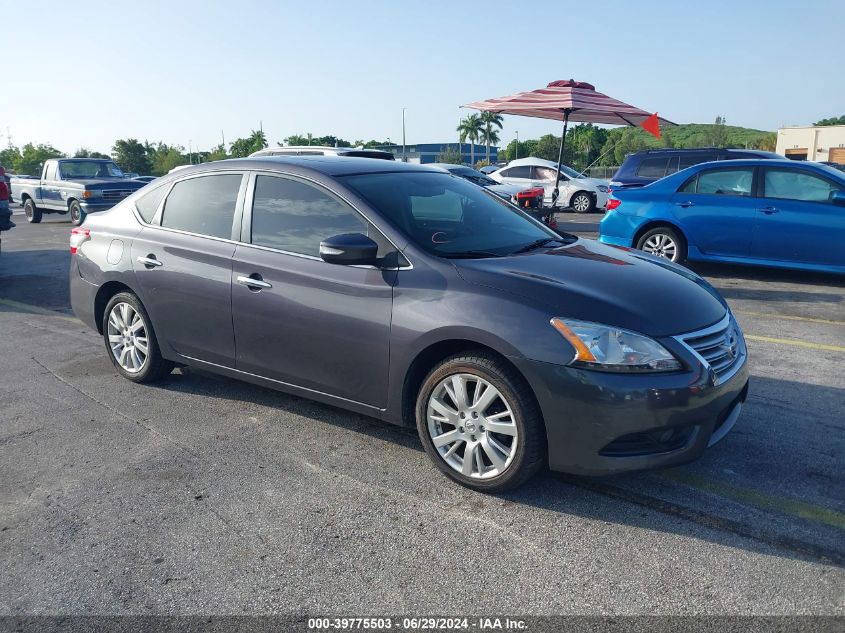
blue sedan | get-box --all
[599,159,845,274]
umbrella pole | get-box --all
[552,109,571,208]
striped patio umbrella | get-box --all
[463,80,673,206]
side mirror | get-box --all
[831,191,845,207]
[319,233,378,266]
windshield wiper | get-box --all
[512,237,566,254]
[442,250,505,259]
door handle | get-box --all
[237,274,272,290]
[760,206,779,214]
[675,201,695,208]
[137,255,163,268]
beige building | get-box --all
[776,125,845,163]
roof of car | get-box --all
[684,158,845,174]
[630,148,780,157]
[173,155,439,177]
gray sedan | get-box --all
[70,156,748,492]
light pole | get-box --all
[402,107,407,162]
[515,131,519,160]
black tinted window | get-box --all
[250,175,367,257]
[135,184,168,223]
[636,157,670,178]
[680,153,714,170]
[501,166,532,178]
[682,168,754,196]
[161,174,242,239]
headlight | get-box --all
[82,190,103,199]
[550,318,682,373]
[597,185,608,193]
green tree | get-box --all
[751,132,777,151]
[206,144,228,162]
[815,116,845,126]
[74,148,110,159]
[148,143,188,175]
[532,134,567,162]
[457,115,483,165]
[16,143,65,175]
[479,112,504,163]
[0,146,22,172]
[112,139,151,174]
[705,116,728,147]
[230,130,268,158]
[436,145,463,165]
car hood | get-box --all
[453,238,727,337]
[72,179,147,189]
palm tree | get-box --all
[479,112,504,163]
[457,115,484,165]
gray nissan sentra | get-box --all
[69,157,749,492]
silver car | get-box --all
[490,157,609,212]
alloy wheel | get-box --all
[572,194,591,213]
[642,233,678,261]
[106,302,149,373]
[426,373,518,479]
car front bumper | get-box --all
[511,347,749,476]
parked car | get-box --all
[133,176,158,184]
[7,173,37,203]
[250,146,395,160]
[13,158,146,226]
[0,166,14,250]
[427,163,544,208]
[489,157,609,212]
[600,159,845,274]
[611,148,781,189]
[70,156,748,492]
[819,161,845,172]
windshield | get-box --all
[558,164,583,178]
[341,172,562,257]
[59,160,124,178]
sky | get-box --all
[2,0,843,155]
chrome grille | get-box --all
[102,189,134,200]
[675,313,745,383]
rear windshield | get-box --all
[340,172,559,257]
[342,150,395,160]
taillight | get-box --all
[70,228,90,254]
[607,198,621,211]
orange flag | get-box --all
[640,113,661,139]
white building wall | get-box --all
[776,125,845,162]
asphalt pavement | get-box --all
[1,209,843,617]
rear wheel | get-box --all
[416,352,545,492]
[103,292,174,383]
[69,201,85,226]
[636,226,687,264]
[570,191,595,214]
[24,199,42,224]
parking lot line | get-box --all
[735,310,845,327]
[660,471,845,530]
[744,334,845,353]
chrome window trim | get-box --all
[673,312,746,385]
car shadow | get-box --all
[0,248,72,312]
[151,367,844,568]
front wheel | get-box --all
[636,226,687,264]
[416,352,546,492]
[69,201,86,226]
[103,292,174,383]
[570,191,595,214]
[24,199,42,224]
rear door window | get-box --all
[763,169,838,203]
[135,184,169,223]
[635,157,671,178]
[161,174,243,239]
[500,166,532,179]
[681,168,754,196]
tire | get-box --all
[69,200,86,226]
[570,191,595,214]
[102,292,174,383]
[636,226,687,264]
[416,352,545,492]
[24,199,42,224]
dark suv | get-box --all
[611,148,781,189]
